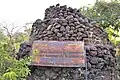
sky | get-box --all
[0,0,96,32]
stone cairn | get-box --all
[17,4,117,80]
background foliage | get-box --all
[0,25,31,80]
[80,0,120,57]
[80,0,120,46]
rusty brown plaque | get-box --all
[31,41,85,67]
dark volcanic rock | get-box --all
[17,4,117,80]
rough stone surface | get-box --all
[17,4,118,80]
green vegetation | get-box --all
[80,0,120,57]
[80,0,120,46]
[0,26,31,80]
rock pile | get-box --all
[30,4,110,45]
[17,4,117,80]
[85,44,116,80]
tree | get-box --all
[80,0,120,46]
[0,23,31,80]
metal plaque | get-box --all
[31,41,85,67]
